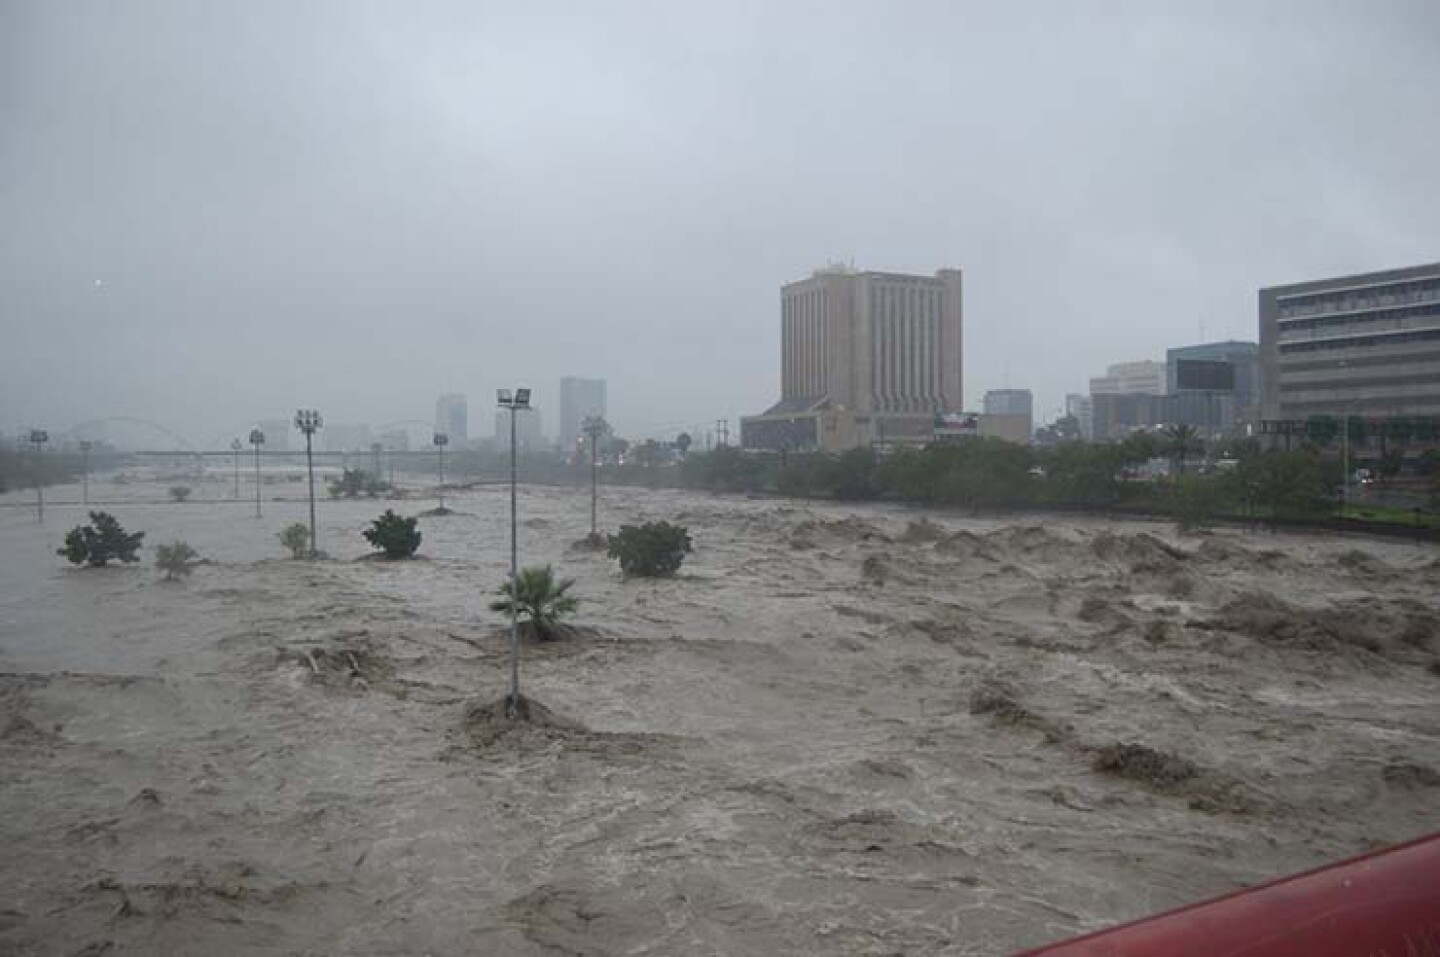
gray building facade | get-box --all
[1260,262,1440,421]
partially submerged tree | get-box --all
[489,565,579,640]
[607,521,692,577]
[58,511,145,567]
[279,522,310,559]
[155,540,198,581]
[329,468,390,499]
[168,485,192,503]
[1163,424,1202,476]
[362,509,421,559]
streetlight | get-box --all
[230,438,243,499]
[79,440,92,505]
[497,387,531,716]
[248,428,265,519]
[29,429,48,522]
[433,432,449,511]
[294,410,323,557]
[582,415,607,541]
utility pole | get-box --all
[249,428,265,519]
[582,416,608,540]
[230,438,243,499]
[497,388,532,718]
[29,429,48,522]
[433,432,449,511]
[294,410,323,557]
[79,440,92,505]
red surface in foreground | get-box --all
[1013,831,1440,957]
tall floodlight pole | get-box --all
[497,388,531,716]
[433,432,449,511]
[29,429,48,522]
[582,415,607,540]
[249,428,265,519]
[230,438,243,499]
[79,440,92,505]
[294,410,323,557]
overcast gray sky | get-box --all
[3,0,1439,446]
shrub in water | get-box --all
[279,523,311,559]
[606,521,692,578]
[58,511,145,567]
[168,485,192,502]
[363,509,421,559]
[155,540,198,580]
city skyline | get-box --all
[5,3,1440,442]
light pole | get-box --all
[29,429,48,522]
[249,428,265,519]
[230,438,243,499]
[433,432,449,511]
[497,387,531,716]
[582,415,607,540]
[79,440,92,505]
[294,410,323,557]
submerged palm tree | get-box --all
[489,565,579,640]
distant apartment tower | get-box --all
[1065,394,1094,439]
[742,264,964,450]
[435,393,468,444]
[1259,262,1440,421]
[559,377,607,453]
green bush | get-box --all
[279,523,311,559]
[58,511,145,567]
[363,509,421,559]
[607,521,692,577]
[488,565,579,639]
[168,485,192,502]
[155,540,198,580]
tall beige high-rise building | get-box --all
[743,264,964,450]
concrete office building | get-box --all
[1065,394,1094,440]
[1260,262,1440,421]
[1090,360,1166,396]
[1163,340,1259,437]
[559,377,607,453]
[435,393,468,444]
[742,264,964,450]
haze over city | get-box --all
[5,0,1440,443]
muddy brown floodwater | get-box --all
[2,478,1439,955]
